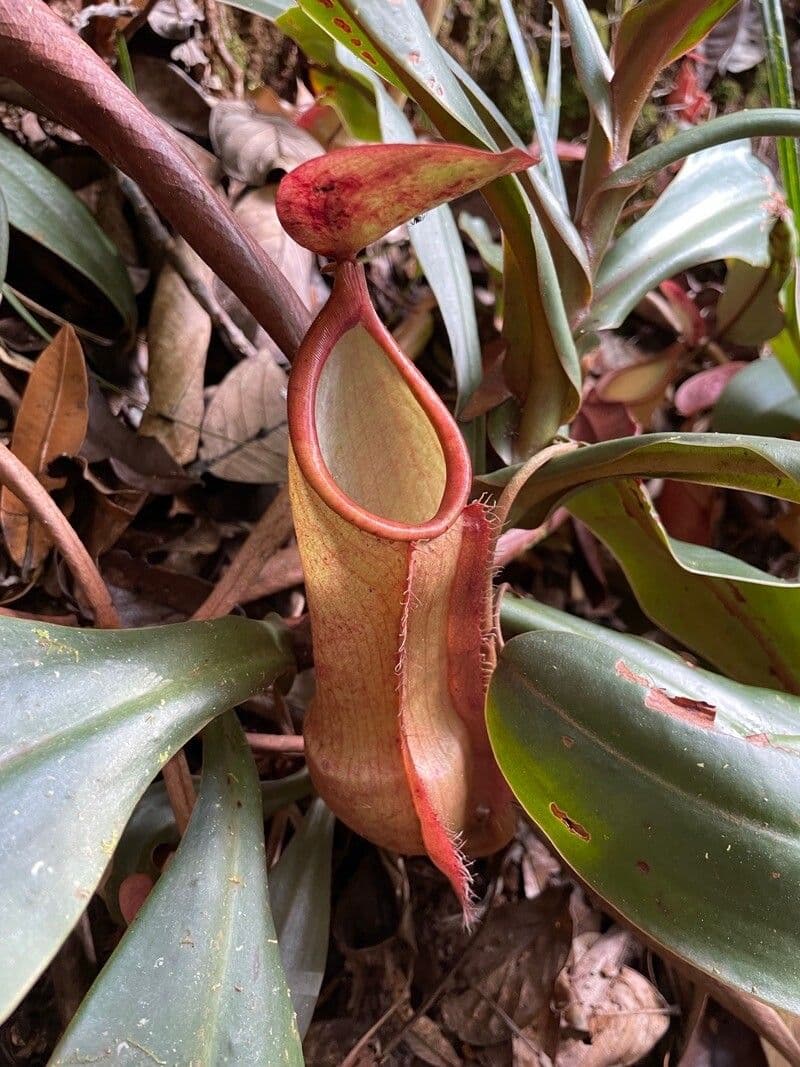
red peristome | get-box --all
[276,142,534,260]
[287,261,471,541]
[448,503,515,858]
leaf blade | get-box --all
[271,798,335,1037]
[0,614,292,1022]
[488,627,800,1012]
[0,136,136,331]
[52,713,303,1065]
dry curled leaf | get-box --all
[209,101,323,186]
[554,927,670,1067]
[140,238,212,465]
[198,354,288,483]
[0,325,88,570]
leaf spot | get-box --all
[549,802,590,841]
[614,659,716,729]
[561,735,575,749]
[636,860,650,874]
[333,17,351,31]
[746,732,771,747]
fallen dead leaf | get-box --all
[440,887,573,1049]
[210,101,323,186]
[198,353,288,483]
[0,325,88,569]
[81,377,194,494]
[140,238,212,464]
[213,185,319,334]
[554,927,670,1067]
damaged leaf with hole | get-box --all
[488,621,800,1012]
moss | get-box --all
[712,76,744,110]
[632,101,661,144]
[744,61,770,111]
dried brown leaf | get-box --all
[554,928,670,1067]
[81,378,194,494]
[440,888,573,1048]
[210,102,323,186]
[140,238,212,464]
[213,186,318,334]
[0,325,88,569]
[403,1016,462,1067]
[131,55,211,139]
[198,354,288,483]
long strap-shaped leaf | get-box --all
[0,615,292,1023]
[481,432,800,528]
[51,713,303,1065]
[488,611,800,1012]
[570,481,800,693]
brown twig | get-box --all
[162,753,195,835]
[204,0,244,98]
[0,442,119,627]
[246,732,304,754]
[192,486,294,621]
[118,174,258,361]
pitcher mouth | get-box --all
[287,261,472,542]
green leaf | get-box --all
[488,626,800,1012]
[52,714,303,1065]
[569,480,800,692]
[545,7,562,140]
[760,0,800,221]
[716,217,794,346]
[336,46,482,410]
[103,769,312,925]
[553,0,613,141]
[297,0,581,453]
[271,798,335,1037]
[669,0,742,59]
[448,57,592,326]
[611,0,738,152]
[499,0,568,208]
[0,136,136,331]
[714,357,800,437]
[221,0,291,16]
[459,212,503,276]
[481,431,800,529]
[588,142,780,333]
[0,615,293,1022]
[583,108,800,262]
[770,265,800,388]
